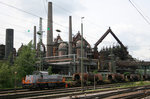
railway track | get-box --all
[0,88,23,91]
[0,83,127,99]
[18,85,150,99]
[0,82,149,99]
[0,82,124,93]
[73,86,150,99]
[0,89,28,94]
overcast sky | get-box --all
[0,0,150,61]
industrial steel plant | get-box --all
[1,1,150,98]
[0,2,150,77]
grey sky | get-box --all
[0,0,150,61]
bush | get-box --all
[48,66,52,75]
[0,63,13,88]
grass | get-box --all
[117,81,150,88]
[84,81,150,92]
[0,86,22,90]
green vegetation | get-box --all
[14,41,36,79]
[48,66,52,75]
[0,63,13,88]
[118,81,150,88]
[85,81,150,92]
[123,72,130,76]
[93,70,98,74]
[0,41,36,89]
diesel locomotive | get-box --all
[22,71,66,89]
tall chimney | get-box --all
[34,26,36,50]
[68,16,72,55]
[5,29,14,61]
[47,2,53,57]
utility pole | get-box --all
[37,17,44,71]
[69,16,72,55]
[69,16,73,75]
[109,49,116,73]
[81,17,84,92]
[14,71,17,92]
[33,26,36,50]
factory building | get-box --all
[42,2,97,75]
[1,2,149,77]
[0,29,16,61]
[5,29,14,59]
[44,32,98,75]
[18,2,150,76]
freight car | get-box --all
[73,73,124,84]
[73,72,150,84]
[22,71,66,89]
[72,73,103,84]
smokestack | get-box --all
[5,29,14,60]
[68,16,72,55]
[47,2,53,57]
[34,26,36,50]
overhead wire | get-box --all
[42,0,48,16]
[41,0,80,36]
[0,2,39,34]
[129,0,150,25]
[0,20,32,30]
[0,11,38,25]
[0,26,33,34]
[46,0,109,41]
[39,0,78,36]
[0,0,102,42]
[0,0,99,40]
[45,0,106,37]
[0,26,6,30]
[0,1,57,33]
[0,25,35,46]
[46,0,150,60]
[129,0,150,21]
[0,1,41,18]
[52,21,99,40]
[0,25,33,44]
[49,1,101,40]
[50,1,108,29]
[0,15,35,34]
[41,1,68,29]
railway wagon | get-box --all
[22,71,65,89]
[72,72,150,85]
[73,73,103,84]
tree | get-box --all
[48,66,52,75]
[93,70,98,74]
[0,63,13,88]
[14,41,36,82]
[0,41,36,88]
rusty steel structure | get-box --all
[44,23,150,75]
[30,2,150,77]
[44,30,97,75]
[94,27,127,59]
